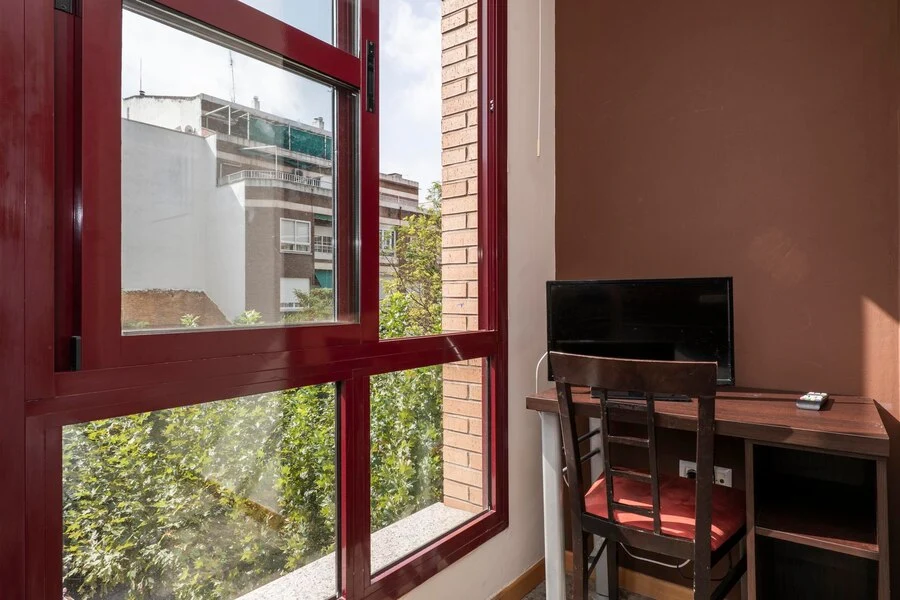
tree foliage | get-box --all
[64,185,446,599]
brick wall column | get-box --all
[441,0,483,513]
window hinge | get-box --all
[55,0,75,14]
[366,41,376,113]
[489,99,495,113]
[71,336,82,371]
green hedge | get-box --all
[63,195,445,600]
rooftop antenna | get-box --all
[139,58,145,96]
[229,51,236,103]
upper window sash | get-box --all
[132,0,361,87]
[74,0,370,369]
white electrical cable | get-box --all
[535,351,549,393]
[619,543,691,569]
[536,0,543,157]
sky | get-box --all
[122,0,442,201]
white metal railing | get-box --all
[314,237,333,254]
[222,170,332,189]
[280,301,302,312]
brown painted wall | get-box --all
[556,0,900,588]
[557,0,899,406]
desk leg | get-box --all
[745,440,756,600]
[540,411,566,600]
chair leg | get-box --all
[606,540,618,600]
[572,532,589,600]
[693,552,712,599]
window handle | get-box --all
[366,41,376,113]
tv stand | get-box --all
[590,387,691,403]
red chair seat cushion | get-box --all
[584,471,745,551]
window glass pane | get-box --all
[378,0,479,339]
[236,0,357,55]
[63,384,338,600]
[369,359,487,574]
[121,5,357,333]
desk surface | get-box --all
[526,387,889,457]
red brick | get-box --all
[443,196,478,214]
[442,58,478,84]
[443,414,469,433]
[442,147,467,166]
[443,264,477,282]
[441,91,478,116]
[444,430,482,452]
[443,446,468,466]
[444,479,469,501]
[442,45,467,67]
[443,397,483,418]
[443,381,468,399]
[441,10,466,32]
[442,79,467,99]
[442,0,476,16]
[468,452,483,471]
[443,496,482,513]
[443,363,482,384]
[443,229,478,248]
[442,248,468,264]
[441,180,467,198]
[442,127,478,149]
[445,463,483,487]
[442,213,467,231]
[442,315,466,331]
[443,297,478,315]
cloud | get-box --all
[123,10,333,127]
[379,0,442,197]
[123,0,443,201]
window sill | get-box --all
[236,502,477,600]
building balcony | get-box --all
[220,169,331,191]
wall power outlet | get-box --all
[678,460,733,487]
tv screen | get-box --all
[547,277,735,385]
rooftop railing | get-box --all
[222,170,331,188]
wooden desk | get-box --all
[526,387,890,599]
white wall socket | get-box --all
[678,459,733,488]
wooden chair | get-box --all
[549,351,746,600]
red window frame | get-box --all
[1,0,508,598]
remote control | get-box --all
[796,392,829,411]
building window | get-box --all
[280,218,312,254]
[379,228,396,256]
[280,277,310,311]
[314,234,334,254]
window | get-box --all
[11,1,507,599]
[280,277,311,311]
[379,228,396,257]
[315,234,334,254]
[281,219,312,254]
[63,384,339,600]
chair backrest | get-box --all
[549,351,718,544]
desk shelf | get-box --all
[755,476,878,561]
[748,443,885,599]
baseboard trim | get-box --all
[491,551,693,600]
[492,558,546,600]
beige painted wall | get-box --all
[403,0,556,597]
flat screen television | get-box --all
[547,277,735,386]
